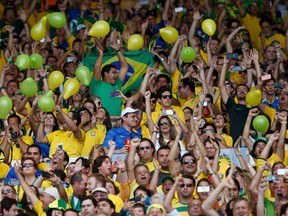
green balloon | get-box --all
[180,47,197,63]
[20,77,38,97]
[0,96,13,119]
[30,54,43,69]
[38,95,55,112]
[43,90,54,98]
[76,65,91,86]
[16,54,30,70]
[252,115,269,133]
[47,12,67,28]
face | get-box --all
[3,204,18,216]
[81,199,97,216]
[84,102,95,115]
[104,68,118,85]
[214,115,225,128]
[261,21,272,36]
[132,207,145,216]
[161,179,174,195]
[106,182,116,195]
[96,108,106,119]
[197,181,210,200]
[21,159,36,176]
[27,147,42,164]
[236,85,249,100]
[158,91,172,108]
[188,199,203,216]
[123,113,139,128]
[45,114,56,127]
[73,174,88,197]
[182,156,197,175]
[93,191,107,202]
[279,91,288,106]
[86,177,97,193]
[178,82,187,99]
[157,149,169,169]
[209,39,219,55]
[148,208,164,216]
[264,79,275,95]
[147,15,156,26]
[98,158,112,176]
[202,125,215,140]
[135,166,150,186]
[51,210,63,216]
[254,141,266,157]
[179,178,194,198]
[8,117,19,132]
[227,184,239,199]
[183,108,192,121]
[41,192,55,210]
[97,201,114,215]
[6,81,18,96]
[205,141,216,159]
[2,185,16,199]
[275,182,288,199]
[265,46,277,60]
[158,117,171,134]
[66,163,75,178]
[232,200,250,216]
[138,141,153,161]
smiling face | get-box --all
[158,91,172,109]
[158,117,172,134]
[104,67,118,85]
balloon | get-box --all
[38,95,55,112]
[246,90,261,107]
[43,90,54,98]
[88,20,110,37]
[20,77,38,97]
[159,27,178,43]
[63,78,80,100]
[252,115,270,133]
[201,19,216,36]
[180,47,197,63]
[76,66,91,86]
[31,16,47,41]
[30,54,43,69]
[47,12,66,28]
[0,96,13,119]
[16,54,30,70]
[127,34,144,50]
[48,71,64,90]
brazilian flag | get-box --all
[82,50,154,94]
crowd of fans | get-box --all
[0,0,288,215]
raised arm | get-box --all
[242,108,259,150]
[276,113,287,160]
[36,112,49,144]
[111,41,129,82]
[126,138,140,183]
[226,26,246,53]
[256,179,268,216]
[93,47,104,80]
[259,132,279,160]
[219,56,229,104]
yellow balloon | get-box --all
[88,20,110,37]
[201,19,216,36]
[246,89,262,107]
[31,16,47,41]
[48,71,64,90]
[127,34,144,50]
[63,78,80,100]
[159,27,178,43]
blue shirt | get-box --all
[5,167,42,184]
[262,97,280,111]
[102,127,142,150]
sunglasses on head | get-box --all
[183,159,196,164]
[139,146,151,150]
[180,183,193,188]
[162,95,172,99]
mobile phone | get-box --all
[110,91,119,97]
[261,74,272,81]
[130,195,141,202]
[231,66,242,71]
[40,38,45,43]
[67,56,75,63]
[203,101,208,107]
[277,169,288,175]
[155,70,161,75]
[175,7,185,13]
[116,39,121,45]
[166,110,173,115]
[274,83,284,89]
[266,175,276,182]
[58,143,63,150]
[42,171,51,178]
[226,53,238,59]
[197,186,210,193]
[10,178,19,186]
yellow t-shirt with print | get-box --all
[46,130,86,158]
[81,128,105,156]
[7,136,34,160]
[151,105,185,124]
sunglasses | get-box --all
[162,95,172,99]
[22,163,35,168]
[180,183,193,188]
[159,122,170,126]
[2,189,14,194]
[203,128,214,134]
[183,159,196,164]
[139,146,151,150]
[225,82,231,86]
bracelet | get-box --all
[281,121,287,124]
[246,67,252,69]
[115,49,121,52]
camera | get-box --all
[10,129,19,139]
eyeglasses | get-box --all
[162,95,172,99]
[2,189,14,194]
[183,159,196,164]
[22,163,35,168]
[159,122,170,126]
[180,183,193,188]
[139,146,151,150]
[150,100,156,104]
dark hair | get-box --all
[63,151,70,168]
[98,198,115,210]
[21,157,37,169]
[92,155,111,173]
[89,173,107,188]
[133,164,149,176]
[156,74,170,85]
[70,172,84,185]
[63,209,79,215]
[20,185,39,216]
[133,185,152,197]
[201,122,217,134]
[236,84,250,92]
[132,203,146,214]
[8,113,21,124]
[1,197,17,213]
[263,77,276,86]
[157,116,175,146]
[81,195,97,207]
[101,65,117,79]
[52,169,67,181]
[78,107,92,118]
[99,107,112,132]
[181,153,196,165]
[280,203,288,216]
[107,180,120,195]
[156,86,172,99]
[27,144,42,155]
[83,99,97,113]
[182,174,196,186]
[137,138,156,157]
[157,145,170,156]
[75,157,91,169]
[181,77,195,92]
[46,112,59,131]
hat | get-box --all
[121,107,140,118]
[42,187,60,200]
[77,24,86,32]
[46,199,69,215]
[91,187,108,194]
[161,176,175,184]
[147,204,165,214]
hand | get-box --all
[258,178,268,193]
[260,161,271,171]
[110,40,121,51]
[269,131,279,143]
[174,124,182,136]
[278,112,287,122]
[223,176,235,189]
[144,91,151,100]
[153,159,161,171]
[49,172,61,185]
[14,161,22,175]
[141,19,148,30]
[115,157,126,170]
[234,136,242,151]
[248,108,259,117]
[130,138,140,148]
[248,48,259,62]
[175,176,184,186]
[193,11,202,21]
[177,35,187,42]
[96,46,104,55]
[40,111,46,122]
[80,112,90,125]
[108,140,116,149]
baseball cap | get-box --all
[91,187,108,194]
[77,24,86,32]
[121,107,140,118]
[42,187,60,200]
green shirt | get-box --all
[90,77,123,116]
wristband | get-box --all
[210,172,215,175]
[281,121,287,124]
[115,49,121,52]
